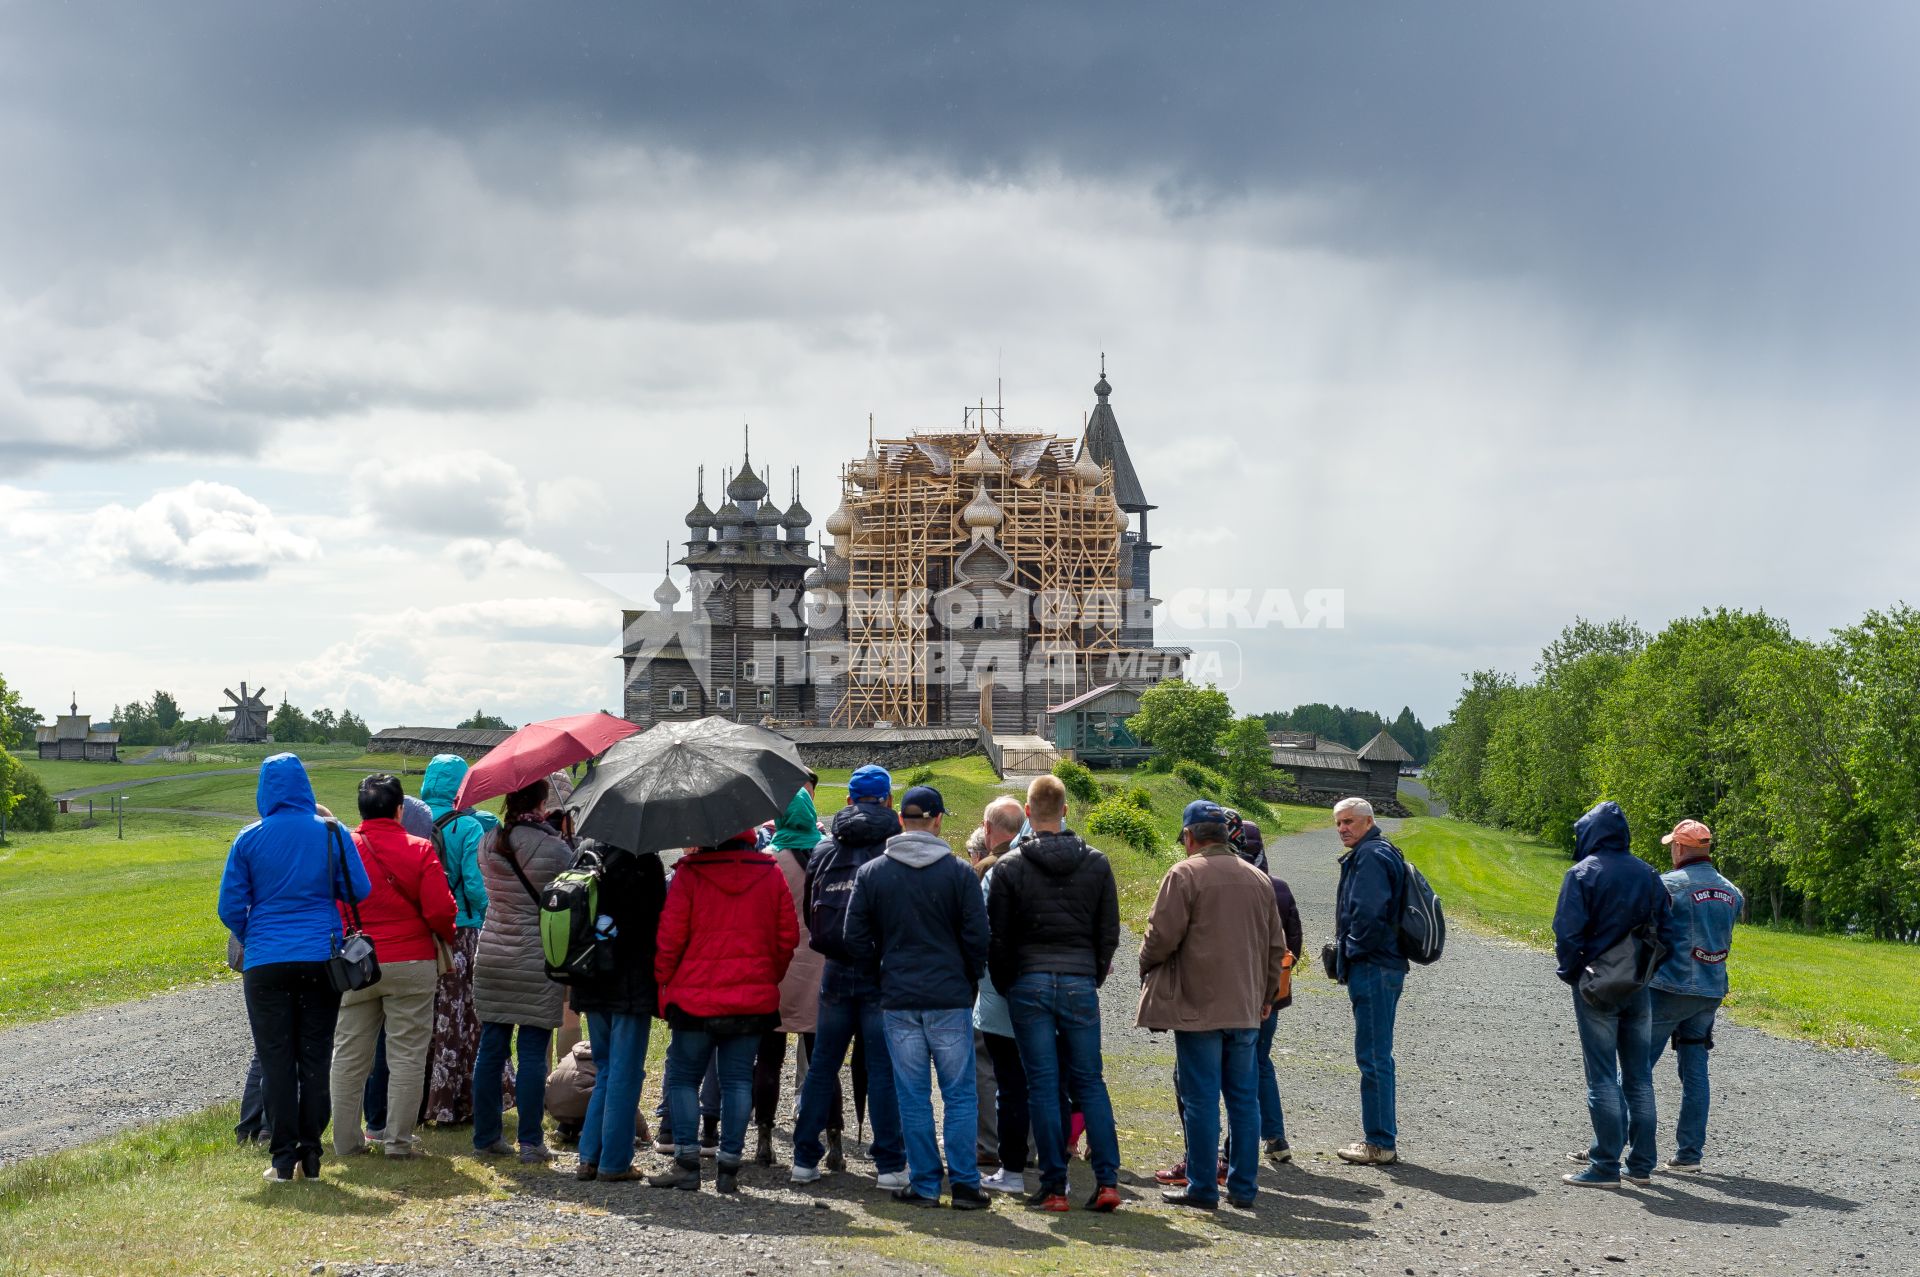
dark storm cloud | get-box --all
[3,2,1915,381]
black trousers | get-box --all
[243,961,342,1174]
[983,1030,1030,1174]
[753,1031,845,1132]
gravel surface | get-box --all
[0,980,250,1163]
[9,821,1915,1276]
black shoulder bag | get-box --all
[325,819,383,993]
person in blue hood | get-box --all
[218,753,371,1183]
[1552,800,1684,1188]
[418,753,500,1125]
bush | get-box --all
[7,769,55,834]
[1087,794,1162,857]
[1124,784,1155,812]
[1171,759,1224,795]
[904,765,935,788]
[1051,758,1100,807]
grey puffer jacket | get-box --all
[474,821,572,1028]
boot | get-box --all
[700,1114,720,1159]
[636,1111,652,1148]
[646,1155,701,1191]
[825,1130,846,1173]
[754,1123,775,1167]
[716,1158,742,1194]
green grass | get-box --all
[1398,814,1920,1065]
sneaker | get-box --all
[1086,1184,1122,1213]
[475,1141,517,1158]
[1664,1159,1703,1174]
[1154,1161,1189,1186]
[299,1153,321,1181]
[381,1145,417,1160]
[574,1162,598,1181]
[891,1187,942,1207]
[1622,1171,1652,1187]
[950,1183,991,1211]
[599,1167,647,1183]
[875,1169,911,1191]
[1564,1150,1591,1165]
[1227,1194,1256,1209]
[1027,1188,1070,1213]
[262,1165,295,1184]
[1562,1169,1621,1188]
[1160,1188,1218,1210]
[790,1163,824,1184]
[1336,1141,1397,1166]
[518,1144,556,1164]
[980,1167,1026,1194]
[1264,1138,1292,1166]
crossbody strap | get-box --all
[497,828,544,905]
[328,819,367,934]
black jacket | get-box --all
[804,801,902,1003]
[566,843,668,1017]
[843,830,989,1011]
[986,828,1121,995]
[1336,824,1409,973]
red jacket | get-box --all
[655,847,797,1019]
[344,818,458,963]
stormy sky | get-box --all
[2,2,1915,731]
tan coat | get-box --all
[1135,845,1289,1032]
[774,846,824,1033]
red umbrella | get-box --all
[455,712,640,808]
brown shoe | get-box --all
[574,1162,598,1181]
[1335,1141,1397,1166]
[598,1166,646,1182]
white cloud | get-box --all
[443,536,567,578]
[86,481,320,582]
[353,449,531,539]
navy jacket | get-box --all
[218,753,371,968]
[1551,802,1685,985]
[1335,825,1408,973]
[804,801,902,1003]
[844,829,990,1011]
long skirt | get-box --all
[422,926,484,1124]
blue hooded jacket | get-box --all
[421,754,496,928]
[217,753,371,969]
[1551,801,1684,985]
[1336,823,1408,973]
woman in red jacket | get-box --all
[649,830,798,1193]
[331,774,458,1158]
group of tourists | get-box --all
[217,749,1740,1209]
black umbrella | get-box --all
[569,716,809,854]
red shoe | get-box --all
[1027,1188,1071,1212]
[1087,1185,1122,1213]
[1216,1158,1229,1186]
[1154,1161,1188,1186]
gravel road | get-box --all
[7,821,1915,1276]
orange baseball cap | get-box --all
[1660,819,1713,848]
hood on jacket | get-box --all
[772,787,822,850]
[1574,801,1633,858]
[1021,828,1093,876]
[421,754,469,810]
[831,799,902,850]
[256,753,317,818]
[678,848,780,896]
[884,829,955,868]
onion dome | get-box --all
[1095,354,1112,403]
[1111,502,1128,533]
[685,494,715,531]
[653,573,681,608]
[1074,447,1104,486]
[824,498,854,538]
[755,499,783,533]
[853,445,881,488]
[802,565,827,591]
[783,496,811,529]
[713,500,745,530]
[960,431,1001,476]
[963,479,1004,531]
[728,458,768,504]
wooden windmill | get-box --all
[220,682,271,743]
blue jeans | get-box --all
[1348,961,1405,1149]
[666,1026,757,1165]
[1650,990,1720,1165]
[1224,1006,1287,1163]
[472,1022,553,1151]
[1572,985,1655,1178]
[1174,1028,1260,1203]
[793,995,904,1174]
[580,1011,651,1175]
[1008,973,1121,1192]
[883,1007,979,1197]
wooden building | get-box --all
[1045,683,1152,768]
[1268,729,1406,803]
[34,697,120,762]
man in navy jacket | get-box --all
[1552,801,1684,1187]
[1333,797,1408,1166]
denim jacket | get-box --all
[1649,861,1744,999]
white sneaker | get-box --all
[790,1163,823,1184]
[980,1167,1026,1194]
[875,1170,911,1191]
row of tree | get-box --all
[1259,702,1432,764]
[1426,607,1920,940]
[107,692,375,748]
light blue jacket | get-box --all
[217,753,371,968]
[421,754,497,929]
[973,863,1013,1037]
[1649,860,1744,999]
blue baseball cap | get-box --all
[1182,799,1228,829]
[900,785,945,818]
[847,764,893,801]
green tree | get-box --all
[150,690,183,732]
[1388,706,1430,766]
[1125,679,1232,766]
[1425,669,1517,823]
[1741,639,1857,927]
[2,686,39,750]
[0,674,33,829]
[457,709,514,731]
[334,710,373,747]
[1218,715,1275,802]
[269,697,313,743]
[1826,607,1920,936]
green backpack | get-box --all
[537,848,604,983]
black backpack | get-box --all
[805,838,866,964]
[538,848,606,984]
[1397,853,1446,965]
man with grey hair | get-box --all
[970,793,1026,1182]
[1332,796,1409,1165]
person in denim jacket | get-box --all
[1646,819,1743,1172]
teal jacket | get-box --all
[421,754,497,929]
[770,787,822,853]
